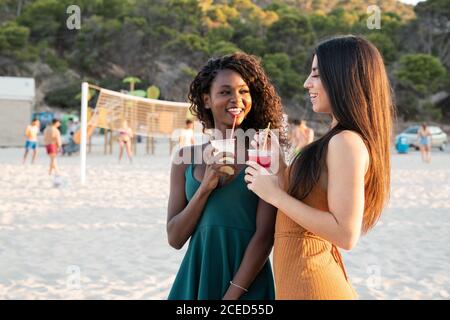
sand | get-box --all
[0,137,449,299]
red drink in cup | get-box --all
[248,149,271,168]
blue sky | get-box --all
[399,0,426,5]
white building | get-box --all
[0,77,35,146]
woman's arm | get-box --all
[273,131,368,250]
[55,130,62,148]
[222,199,276,300]
[178,135,185,147]
[246,131,368,250]
[167,146,232,249]
[167,147,212,249]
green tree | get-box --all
[45,83,81,110]
[235,35,265,56]
[68,15,123,75]
[263,53,302,98]
[0,21,32,60]
[266,12,314,59]
[0,21,29,49]
[164,33,209,55]
[395,54,448,120]
[206,26,234,44]
[396,54,448,95]
[366,33,397,64]
[414,0,450,69]
[17,0,64,44]
[206,26,240,55]
[208,41,240,56]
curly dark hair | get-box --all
[188,52,287,146]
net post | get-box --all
[80,82,89,185]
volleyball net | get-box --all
[90,87,191,137]
[79,82,193,184]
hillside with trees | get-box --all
[0,0,449,122]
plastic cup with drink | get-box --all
[209,115,238,175]
[248,124,273,170]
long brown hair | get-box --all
[288,35,395,233]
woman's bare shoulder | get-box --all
[328,130,369,172]
[330,130,367,149]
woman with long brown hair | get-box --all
[244,35,394,299]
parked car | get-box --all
[396,126,448,151]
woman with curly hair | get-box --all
[245,35,394,299]
[167,52,286,300]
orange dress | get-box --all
[273,181,358,300]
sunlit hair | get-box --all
[288,35,395,233]
[188,52,287,146]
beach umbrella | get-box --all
[122,76,141,92]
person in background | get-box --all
[291,119,314,155]
[178,119,195,148]
[417,123,432,163]
[23,119,40,164]
[67,118,79,136]
[43,119,62,175]
[118,120,134,163]
[23,119,40,165]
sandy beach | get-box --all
[0,137,449,299]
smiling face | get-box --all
[303,55,332,115]
[203,69,252,131]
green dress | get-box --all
[168,164,275,300]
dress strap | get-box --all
[331,245,349,281]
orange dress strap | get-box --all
[331,245,349,281]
